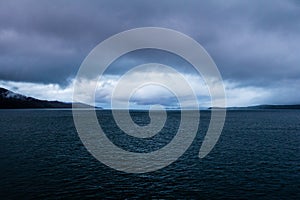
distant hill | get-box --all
[0,87,97,109]
[209,104,300,110]
[244,104,300,109]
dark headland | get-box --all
[0,87,97,109]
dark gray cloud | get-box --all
[0,0,299,105]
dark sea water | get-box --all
[0,109,299,199]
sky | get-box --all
[0,0,300,108]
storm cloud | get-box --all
[0,0,300,107]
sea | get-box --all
[0,109,299,199]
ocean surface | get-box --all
[0,109,299,199]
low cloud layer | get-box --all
[3,69,299,108]
[0,0,299,107]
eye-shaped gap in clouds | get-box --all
[101,48,199,76]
